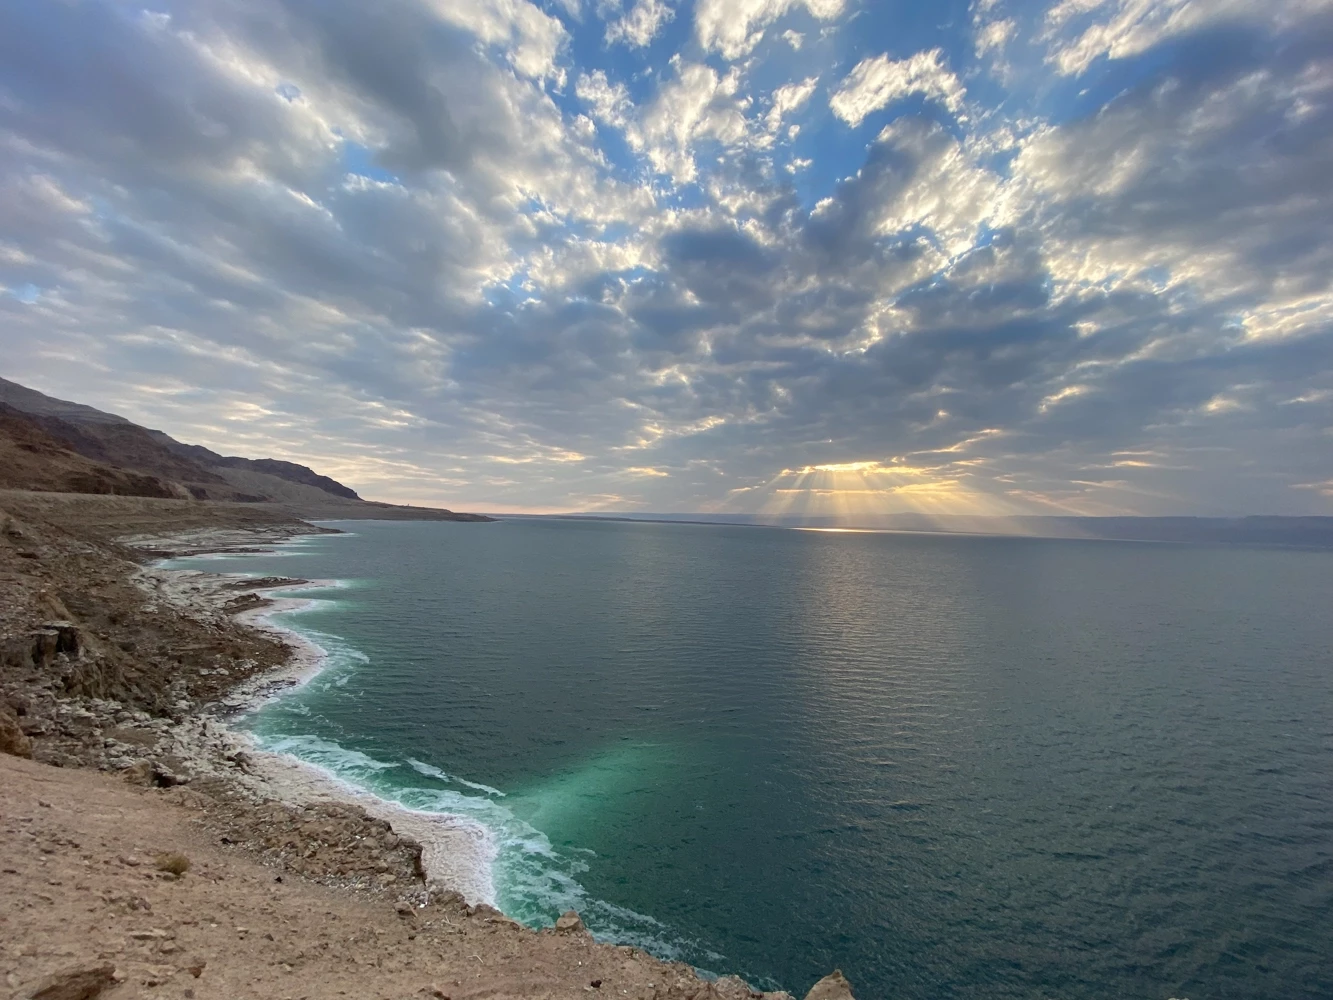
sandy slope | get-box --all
[2,752,799,1000]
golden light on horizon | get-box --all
[745,455,1029,529]
[708,428,1140,529]
[796,461,890,474]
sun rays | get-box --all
[741,459,1027,528]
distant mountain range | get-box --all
[0,377,491,521]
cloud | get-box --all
[424,0,570,82]
[637,62,750,183]
[694,0,845,60]
[1010,14,1333,324]
[765,76,820,132]
[605,0,675,47]
[830,49,967,127]
[1043,0,1331,76]
[576,69,634,129]
[975,17,1015,58]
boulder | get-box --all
[31,630,60,670]
[43,621,82,657]
[0,703,32,758]
[803,971,855,1000]
[12,960,116,1000]
[554,910,586,934]
[122,760,154,785]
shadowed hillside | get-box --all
[0,378,493,522]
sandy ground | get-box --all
[1,752,799,1000]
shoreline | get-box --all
[140,533,731,970]
[0,494,831,1000]
[140,536,501,907]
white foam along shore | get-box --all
[134,530,500,907]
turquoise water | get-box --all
[174,520,1333,998]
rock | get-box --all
[554,910,586,934]
[122,761,154,786]
[138,964,177,988]
[428,888,467,911]
[803,971,855,1000]
[155,757,190,784]
[41,622,82,658]
[11,960,116,1000]
[471,904,522,931]
[0,704,33,758]
[30,631,60,670]
[713,976,773,1000]
[104,727,159,749]
[123,759,188,788]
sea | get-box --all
[166,518,1333,999]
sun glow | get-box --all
[739,457,1031,528]
[798,460,888,473]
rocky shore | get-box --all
[0,490,855,1000]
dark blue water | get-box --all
[175,519,1333,999]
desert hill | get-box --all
[0,377,492,521]
[0,403,188,499]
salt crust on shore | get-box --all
[134,535,499,907]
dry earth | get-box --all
[2,753,844,1000]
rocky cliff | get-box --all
[0,377,493,521]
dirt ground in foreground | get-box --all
[1,753,801,1000]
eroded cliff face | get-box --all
[0,498,303,771]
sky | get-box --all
[1,0,1332,519]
